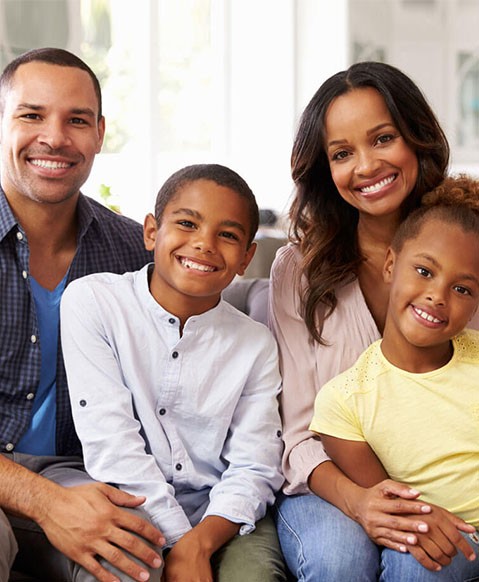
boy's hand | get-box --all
[36,482,165,582]
[162,530,213,582]
[404,503,476,571]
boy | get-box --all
[61,164,285,581]
[310,175,479,581]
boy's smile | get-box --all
[382,218,479,372]
[144,179,256,324]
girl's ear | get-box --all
[143,213,157,251]
[383,247,396,284]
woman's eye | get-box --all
[331,150,349,161]
[376,134,394,145]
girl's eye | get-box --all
[416,266,431,278]
[454,285,471,296]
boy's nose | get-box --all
[193,233,216,254]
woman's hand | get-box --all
[351,479,433,550]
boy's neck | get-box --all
[380,332,454,374]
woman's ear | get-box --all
[383,247,396,284]
[143,213,158,251]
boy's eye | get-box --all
[416,266,431,278]
[220,231,240,241]
[21,113,41,120]
[454,285,471,296]
[177,220,196,229]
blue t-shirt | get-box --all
[16,274,67,455]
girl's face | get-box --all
[324,87,418,221]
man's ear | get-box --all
[236,242,257,276]
[383,247,396,284]
[95,116,106,153]
[143,213,157,251]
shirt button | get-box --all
[168,318,175,324]
[159,408,166,415]
[5,443,14,452]
[16,232,24,241]
[172,351,179,359]
[30,335,37,343]
[26,393,35,400]
[22,270,28,279]
[175,463,182,471]
[79,399,87,407]
[276,430,282,438]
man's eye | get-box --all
[21,113,40,120]
[70,118,88,125]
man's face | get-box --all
[0,61,105,207]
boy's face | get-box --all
[144,179,256,319]
[382,218,479,370]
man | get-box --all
[0,48,163,582]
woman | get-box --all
[269,62,477,581]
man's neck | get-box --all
[9,193,80,290]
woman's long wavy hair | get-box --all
[289,61,449,343]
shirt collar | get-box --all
[0,187,19,242]
[0,185,101,244]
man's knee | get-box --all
[0,509,18,580]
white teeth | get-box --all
[414,307,442,324]
[30,159,71,169]
[180,257,216,272]
[360,175,395,194]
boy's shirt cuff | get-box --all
[150,505,192,547]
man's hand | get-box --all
[36,482,165,582]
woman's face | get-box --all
[324,87,418,220]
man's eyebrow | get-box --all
[172,208,247,234]
[16,103,96,118]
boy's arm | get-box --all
[202,330,283,531]
[163,516,240,582]
[60,279,192,547]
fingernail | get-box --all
[153,558,162,568]
[435,566,442,571]
[418,524,428,532]
[406,535,416,544]
[409,488,420,495]
[420,505,431,513]
[139,572,149,581]
[399,545,407,553]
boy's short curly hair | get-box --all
[392,174,479,253]
[154,164,259,246]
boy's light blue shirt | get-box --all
[60,264,284,546]
[16,275,67,455]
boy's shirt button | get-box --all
[168,318,175,324]
[175,463,182,471]
[172,351,179,359]
[159,408,166,415]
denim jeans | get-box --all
[274,492,479,582]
